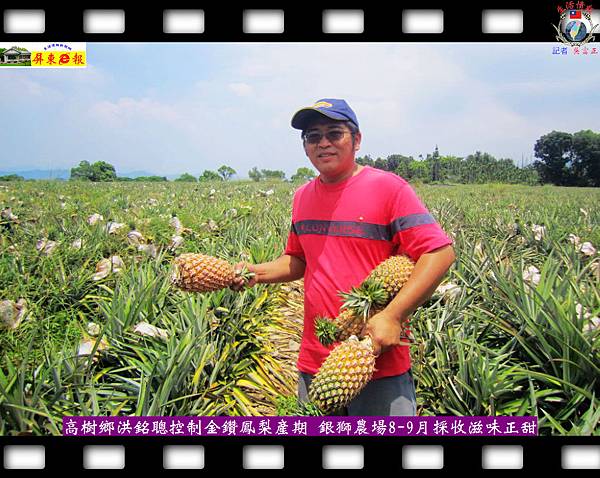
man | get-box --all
[234,98,455,415]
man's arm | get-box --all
[365,244,456,355]
[384,244,456,319]
[232,254,305,289]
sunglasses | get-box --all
[303,130,352,144]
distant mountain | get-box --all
[0,169,71,180]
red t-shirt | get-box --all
[284,166,453,379]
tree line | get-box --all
[355,129,598,187]
[357,148,539,185]
[68,162,238,183]
[247,167,316,183]
[63,161,316,184]
[2,130,597,186]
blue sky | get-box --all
[1,43,598,178]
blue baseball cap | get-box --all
[291,98,359,130]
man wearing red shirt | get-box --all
[234,98,455,415]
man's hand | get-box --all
[363,310,411,357]
[230,262,258,291]
[228,254,305,290]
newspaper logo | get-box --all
[0,43,86,68]
[554,3,599,46]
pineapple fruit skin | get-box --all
[334,308,365,342]
[308,336,376,414]
[171,253,237,292]
[334,306,385,342]
[368,254,415,299]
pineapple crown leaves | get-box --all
[233,264,255,283]
[338,279,389,319]
[314,316,339,347]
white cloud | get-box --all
[2,43,598,177]
[84,44,600,172]
[0,64,112,105]
[0,70,51,98]
[89,97,182,125]
[493,72,600,95]
[229,82,253,96]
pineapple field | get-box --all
[0,180,599,436]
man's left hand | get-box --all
[363,310,410,357]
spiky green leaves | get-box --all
[276,395,324,416]
[339,278,389,320]
[315,316,339,346]
[315,279,389,347]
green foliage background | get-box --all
[0,180,598,435]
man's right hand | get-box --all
[230,262,258,290]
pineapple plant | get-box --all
[315,255,415,345]
[276,395,324,416]
[171,253,254,292]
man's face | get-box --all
[302,118,362,180]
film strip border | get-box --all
[2,437,600,471]
[2,1,599,473]
[1,3,597,41]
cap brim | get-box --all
[291,108,349,130]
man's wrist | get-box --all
[382,300,412,324]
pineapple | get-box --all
[368,254,415,298]
[308,335,377,414]
[315,281,387,346]
[315,255,415,345]
[171,253,254,292]
[333,308,366,341]
[315,308,369,346]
